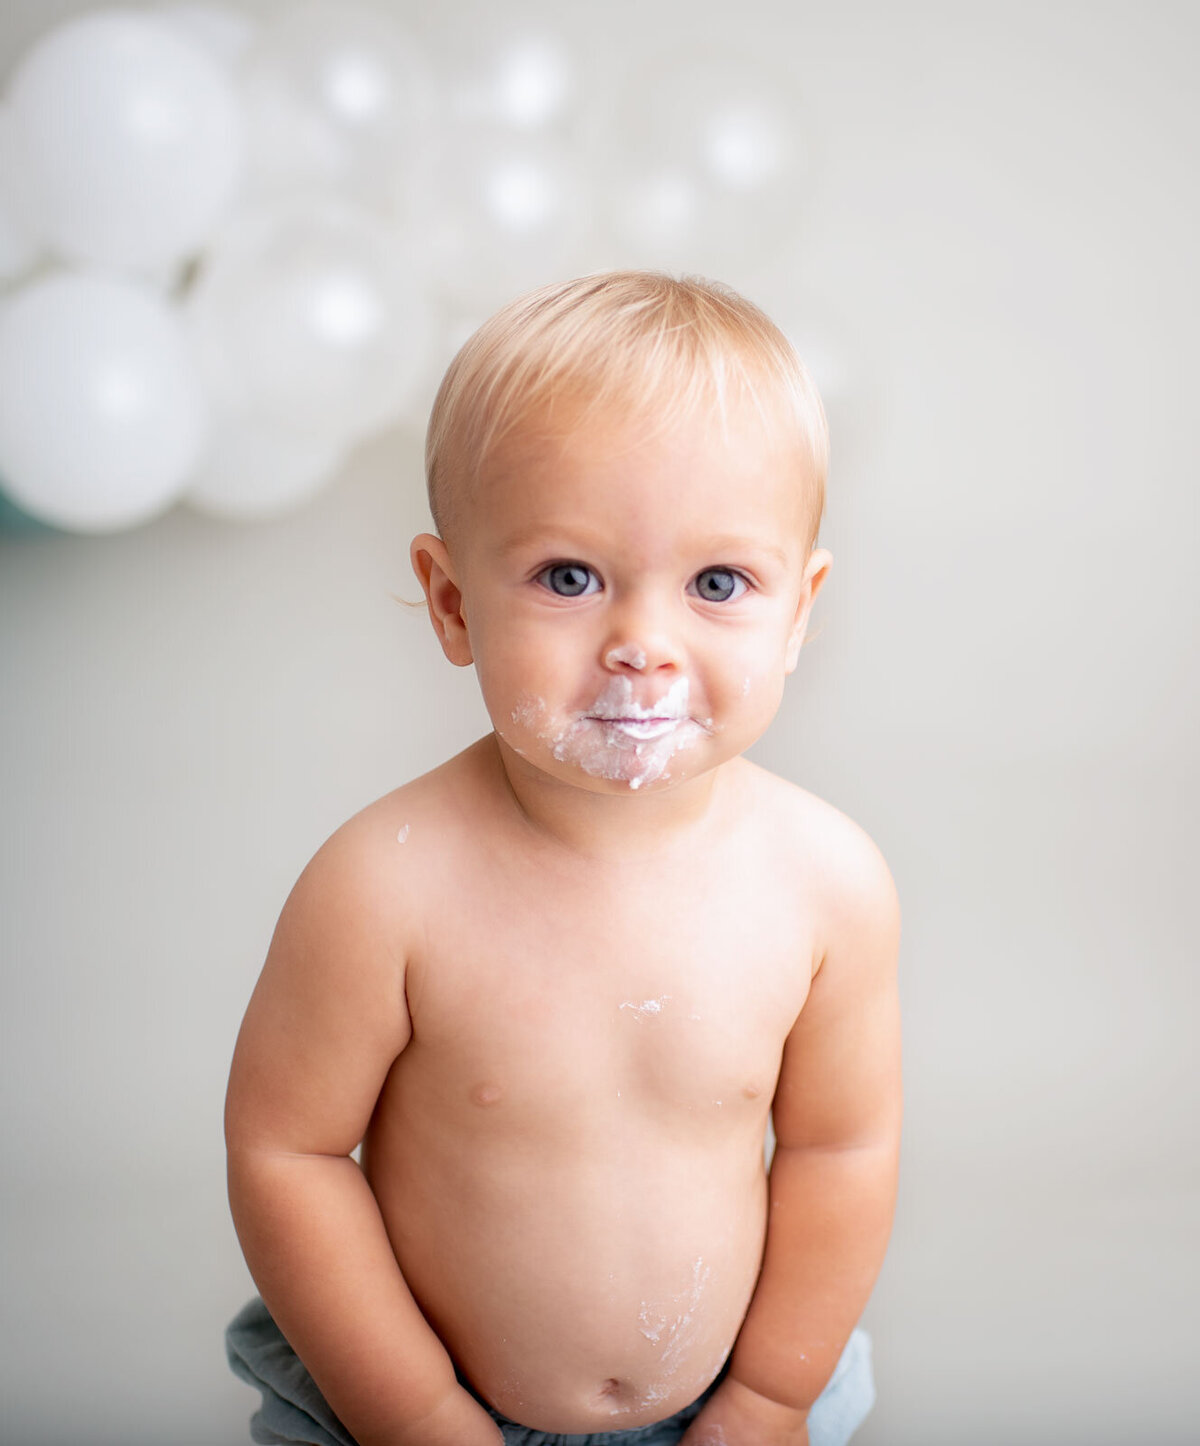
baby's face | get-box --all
[423,403,828,795]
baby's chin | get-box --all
[539,710,711,792]
[567,723,708,792]
[497,720,710,795]
[551,760,700,799]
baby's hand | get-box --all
[678,1375,810,1446]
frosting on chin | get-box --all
[511,678,710,790]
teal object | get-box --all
[0,484,59,534]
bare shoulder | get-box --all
[247,748,487,1023]
[294,740,493,911]
[739,760,901,966]
[754,764,903,1152]
[225,746,496,1153]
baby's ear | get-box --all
[785,548,832,673]
[411,534,473,666]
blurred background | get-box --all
[1,1,1196,1443]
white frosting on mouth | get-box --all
[511,676,708,790]
[599,718,679,741]
[588,675,689,722]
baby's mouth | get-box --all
[575,675,699,748]
[585,715,684,741]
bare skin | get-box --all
[226,405,901,1445]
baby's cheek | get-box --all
[503,692,550,756]
[729,644,787,703]
[473,640,535,718]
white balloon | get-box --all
[241,2,434,211]
[187,198,434,441]
[187,414,344,520]
[156,2,258,70]
[417,131,595,312]
[0,272,208,532]
[599,52,810,274]
[446,23,578,133]
[6,11,244,272]
[0,110,41,284]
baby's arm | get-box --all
[682,829,902,1446]
[225,823,503,1446]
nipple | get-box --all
[471,1083,503,1107]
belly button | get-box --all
[742,1083,762,1099]
[471,1083,503,1107]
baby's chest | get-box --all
[408,881,814,1122]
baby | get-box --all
[224,272,902,1446]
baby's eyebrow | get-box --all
[701,538,792,570]
[495,522,591,556]
[494,524,793,571]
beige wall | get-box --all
[2,2,1196,1442]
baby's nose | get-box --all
[604,643,648,671]
[600,603,684,674]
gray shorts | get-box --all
[226,1297,874,1446]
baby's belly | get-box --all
[366,1119,769,1432]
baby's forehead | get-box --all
[492,383,796,469]
[472,403,815,546]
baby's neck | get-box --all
[485,733,735,864]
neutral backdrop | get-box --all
[2,2,1196,1444]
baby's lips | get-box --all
[587,716,685,741]
[588,674,692,721]
[593,718,678,730]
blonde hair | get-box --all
[425,271,828,548]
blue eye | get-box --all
[691,568,746,602]
[538,563,600,597]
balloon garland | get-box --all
[0,2,817,533]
